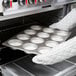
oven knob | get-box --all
[38,0,44,3]
[28,0,34,4]
[40,0,43,2]
[2,0,10,8]
[18,0,25,6]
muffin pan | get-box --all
[3,25,71,54]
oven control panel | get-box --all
[0,0,76,17]
[2,0,51,9]
[0,0,52,16]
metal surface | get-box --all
[3,26,71,55]
[52,0,76,6]
[0,0,52,16]
[0,5,63,21]
[1,55,76,76]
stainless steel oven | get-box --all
[0,0,76,76]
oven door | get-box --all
[0,8,63,65]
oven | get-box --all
[0,0,76,76]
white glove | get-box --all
[50,8,76,31]
[32,36,76,65]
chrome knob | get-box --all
[18,0,25,6]
[3,0,10,8]
[28,0,34,4]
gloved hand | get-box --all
[50,8,76,31]
[32,36,76,65]
[32,8,76,65]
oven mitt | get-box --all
[32,36,76,65]
[32,8,76,65]
[49,8,76,31]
